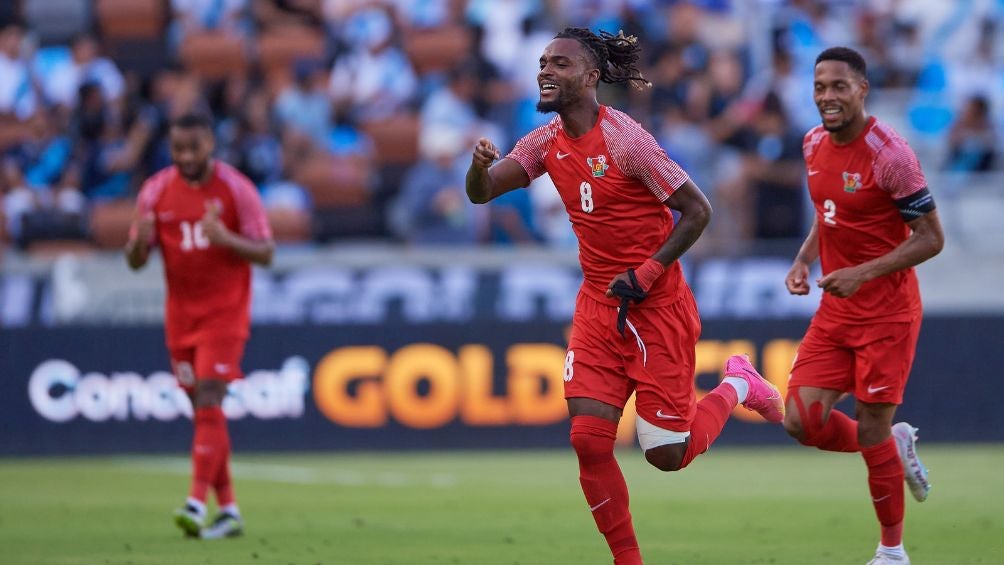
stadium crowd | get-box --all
[0,0,1000,256]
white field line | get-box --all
[114,457,456,488]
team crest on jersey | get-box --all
[587,155,609,177]
[842,171,862,193]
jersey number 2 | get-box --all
[579,182,594,213]
[823,199,837,225]
[180,221,210,251]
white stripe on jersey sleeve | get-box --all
[601,107,689,201]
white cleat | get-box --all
[892,422,931,502]
[201,512,244,539]
[867,550,911,564]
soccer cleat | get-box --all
[892,422,931,502]
[200,512,244,539]
[867,550,911,564]
[724,354,785,423]
[173,504,204,538]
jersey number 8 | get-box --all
[579,182,594,213]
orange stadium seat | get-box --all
[257,24,326,77]
[294,154,371,209]
[179,31,249,81]
[404,26,472,75]
[95,0,166,40]
[88,198,136,249]
[266,208,311,242]
[360,114,420,166]
[26,239,97,258]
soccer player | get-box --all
[125,112,274,539]
[465,28,784,565]
[783,47,944,565]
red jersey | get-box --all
[803,116,928,323]
[134,161,272,348]
[507,105,691,307]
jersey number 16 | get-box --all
[180,221,210,251]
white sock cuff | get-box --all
[722,377,749,404]
[186,497,207,516]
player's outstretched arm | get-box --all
[465,138,530,204]
[818,210,944,298]
[786,217,819,295]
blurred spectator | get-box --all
[0,22,38,123]
[486,183,540,245]
[171,0,251,50]
[716,93,804,246]
[39,34,125,112]
[276,58,332,147]
[945,95,998,173]
[527,172,575,248]
[328,6,418,123]
[388,127,484,245]
[233,90,284,187]
[74,82,153,201]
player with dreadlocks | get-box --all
[466,28,784,564]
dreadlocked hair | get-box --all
[555,27,652,90]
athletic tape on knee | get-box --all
[636,414,690,451]
[791,387,826,446]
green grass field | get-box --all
[1,446,1001,565]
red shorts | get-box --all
[169,339,246,392]
[564,289,701,432]
[789,314,921,404]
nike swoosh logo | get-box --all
[808,169,820,176]
[214,363,230,373]
[867,385,889,394]
[655,409,683,420]
[589,498,611,512]
[872,494,890,503]
[556,151,569,160]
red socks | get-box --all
[570,416,642,565]
[861,438,905,546]
[678,383,738,469]
[190,406,233,506]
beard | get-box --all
[178,162,209,183]
[822,117,854,132]
[536,81,580,114]
[536,98,561,113]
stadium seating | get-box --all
[88,198,135,249]
[266,208,312,243]
[294,154,371,209]
[403,25,473,75]
[257,24,325,77]
[178,31,249,81]
[95,0,165,40]
[360,114,421,166]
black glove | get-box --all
[610,269,648,337]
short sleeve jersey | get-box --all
[134,161,272,348]
[506,105,691,307]
[803,116,929,323]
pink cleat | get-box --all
[724,355,785,423]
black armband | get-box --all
[894,187,936,222]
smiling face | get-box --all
[813,59,869,136]
[169,125,214,183]
[536,38,599,114]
